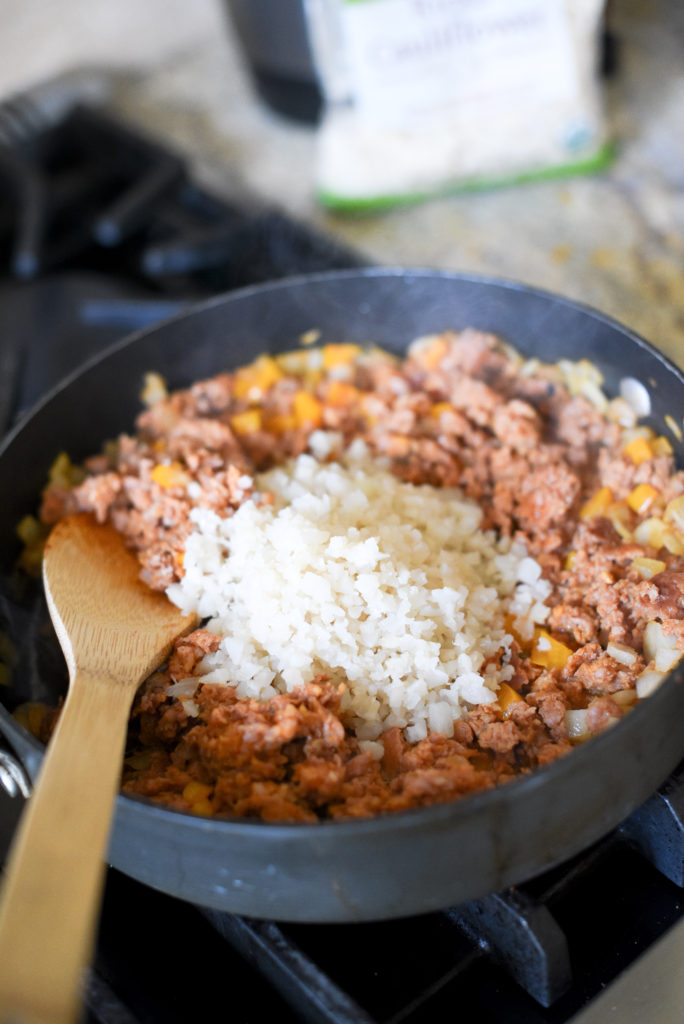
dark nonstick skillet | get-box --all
[0,267,683,923]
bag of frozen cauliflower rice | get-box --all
[305,0,610,210]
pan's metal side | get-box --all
[106,677,684,922]
[1,269,684,922]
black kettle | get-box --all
[224,0,322,123]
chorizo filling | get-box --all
[28,329,684,822]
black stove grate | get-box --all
[198,802,684,1024]
[0,101,361,291]
[0,96,363,433]
[83,787,684,1024]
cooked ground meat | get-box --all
[35,330,684,821]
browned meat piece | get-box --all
[563,643,640,695]
[232,783,318,822]
[491,399,542,452]
[586,696,622,734]
[583,578,634,644]
[72,473,124,522]
[535,740,573,765]
[633,570,684,621]
[447,378,500,427]
[552,394,617,448]
[516,463,581,535]
[169,417,250,468]
[188,373,234,415]
[547,604,599,644]
[526,674,568,738]
[40,485,79,524]
[381,726,408,777]
[473,717,521,754]
[385,438,462,488]
[292,760,346,803]
[388,760,494,807]
[169,629,222,680]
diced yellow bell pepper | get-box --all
[580,486,613,520]
[326,380,360,407]
[606,501,633,540]
[409,335,449,369]
[151,462,188,488]
[293,390,323,428]
[322,343,361,369]
[651,435,673,457]
[530,630,573,670]
[429,401,453,419]
[233,355,283,399]
[16,514,43,546]
[47,451,85,488]
[626,483,659,515]
[231,408,263,435]
[265,413,298,435]
[497,682,525,716]
[190,799,214,816]
[182,781,213,816]
[623,436,653,465]
[182,781,212,803]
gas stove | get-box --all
[0,89,683,1024]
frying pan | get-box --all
[1,267,683,924]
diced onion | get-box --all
[663,530,684,556]
[665,414,683,441]
[358,740,384,760]
[141,371,168,407]
[167,678,198,698]
[565,708,589,740]
[636,670,666,699]
[632,557,666,579]
[634,517,667,549]
[606,641,638,667]
[619,377,651,417]
[643,622,682,673]
[611,688,637,707]
[664,496,684,533]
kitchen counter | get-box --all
[3,0,684,364]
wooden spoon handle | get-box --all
[0,672,133,1024]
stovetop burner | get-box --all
[1,93,683,1024]
[0,98,362,430]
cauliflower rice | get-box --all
[168,443,551,743]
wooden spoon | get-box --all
[0,513,197,1023]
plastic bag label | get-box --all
[340,0,580,129]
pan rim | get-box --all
[3,264,684,464]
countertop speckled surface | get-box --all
[2,0,684,363]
